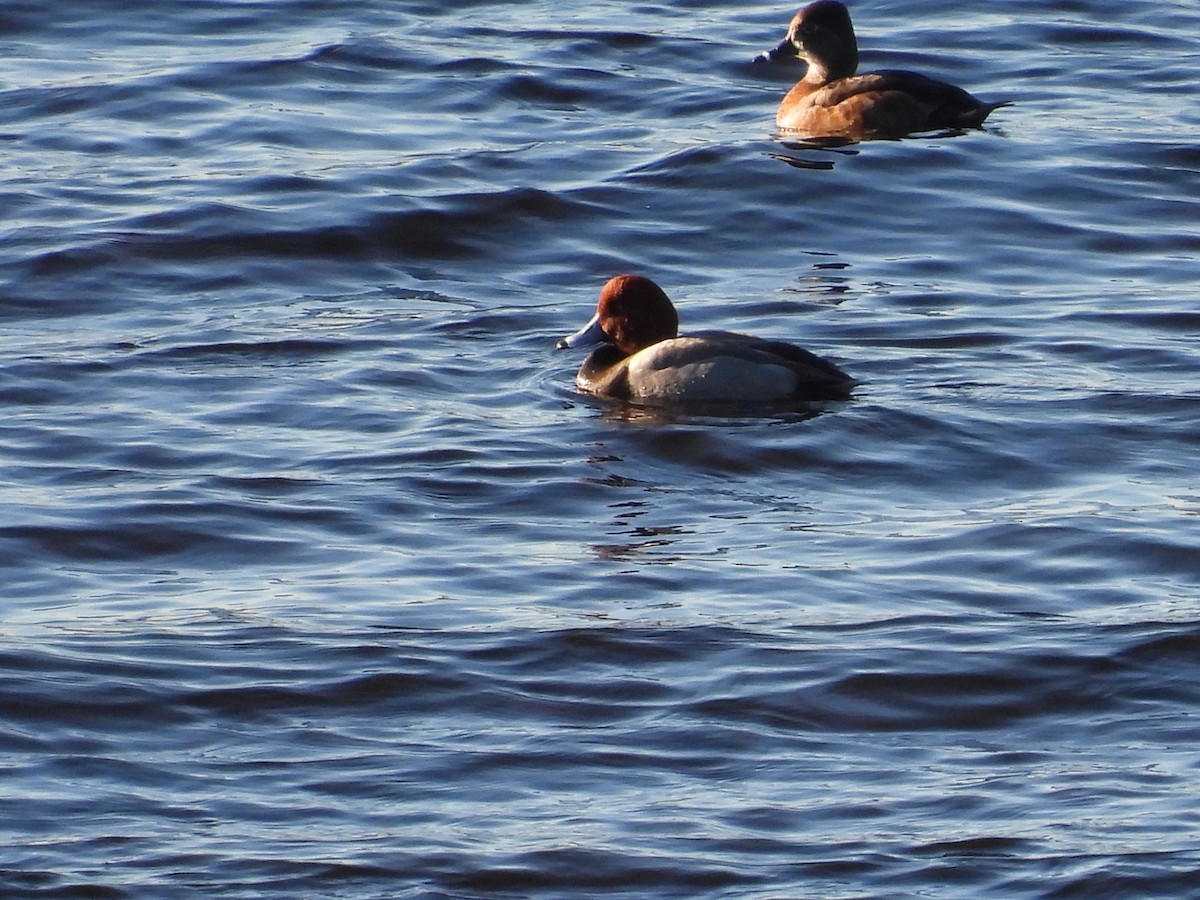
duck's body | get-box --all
[766,0,1008,139]
[558,275,853,406]
[776,68,1008,137]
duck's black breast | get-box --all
[577,344,633,398]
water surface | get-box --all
[2,0,1199,896]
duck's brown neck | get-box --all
[802,60,833,84]
[804,48,857,84]
[801,32,859,84]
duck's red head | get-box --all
[594,275,679,355]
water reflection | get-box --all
[589,493,697,563]
[591,522,689,563]
[769,128,989,169]
[591,400,832,426]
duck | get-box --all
[763,0,1009,139]
[557,274,853,405]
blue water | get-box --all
[3,0,1200,896]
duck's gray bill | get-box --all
[556,313,606,350]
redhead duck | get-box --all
[764,0,1009,139]
[557,275,853,405]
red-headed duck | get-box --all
[763,0,1009,139]
[557,275,853,405]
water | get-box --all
[2,0,1199,896]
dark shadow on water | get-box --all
[767,137,858,171]
[768,152,838,171]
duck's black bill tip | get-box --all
[760,40,798,63]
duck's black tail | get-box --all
[965,99,1013,128]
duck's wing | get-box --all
[813,70,1005,130]
[683,332,854,397]
[740,337,852,384]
